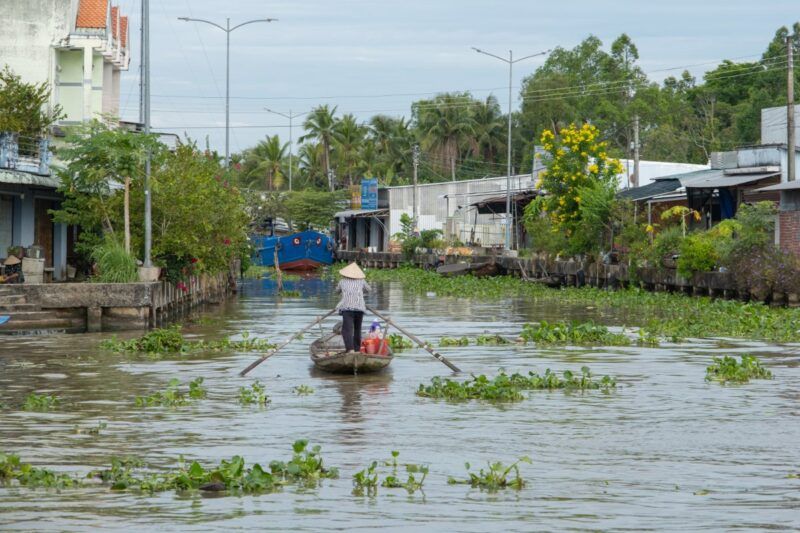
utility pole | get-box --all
[178,15,276,168]
[265,109,307,191]
[143,0,151,268]
[472,46,550,251]
[412,144,420,230]
[788,35,796,182]
[633,114,640,188]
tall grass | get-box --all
[92,237,139,283]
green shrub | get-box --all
[91,236,139,283]
[645,226,683,269]
[677,232,718,278]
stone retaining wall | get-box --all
[0,273,233,334]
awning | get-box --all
[684,171,780,189]
[0,169,60,189]
[334,208,388,221]
[618,178,681,201]
[470,190,540,214]
[756,181,800,192]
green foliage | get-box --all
[101,326,274,355]
[0,66,64,137]
[519,321,631,345]
[91,235,139,283]
[387,333,413,351]
[677,231,719,278]
[401,228,444,260]
[238,381,270,406]
[448,456,531,491]
[352,461,379,496]
[0,452,76,489]
[134,378,207,407]
[22,393,60,411]
[417,368,616,402]
[644,226,684,269]
[475,334,510,345]
[367,265,800,343]
[439,336,470,347]
[268,440,338,484]
[705,355,773,384]
[283,190,348,231]
[293,385,315,395]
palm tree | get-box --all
[413,92,477,181]
[369,115,414,180]
[297,141,327,190]
[300,105,337,190]
[332,114,366,188]
[243,135,288,191]
[472,95,505,163]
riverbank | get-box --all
[354,265,800,343]
[0,272,233,335]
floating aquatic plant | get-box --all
[352,461,379,496]
[417,368,616,402]
[519,321,631,345]
[238,381,270,406]
[439,336,470,347]
[22,393,60,412]
[363,266,800,343]
[101,326,275,355]
[705,355,773,384]
[0,452,77,489]
[268,439,338,485]
[448,456,531,491]
[388,333,413,351]
[293,385,315,395]
[353,451,428,496]
[135,378,207,408]
[74,422,107,435]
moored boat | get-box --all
[251,230,334,271]
[309,325,393,374]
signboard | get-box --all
[361,178,378,210]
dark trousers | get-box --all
[341,310,364,352]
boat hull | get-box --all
[252,231,334,271]
[309,335,393,374]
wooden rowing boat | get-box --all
[309,325,393,374]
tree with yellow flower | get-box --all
[525,123,624,244]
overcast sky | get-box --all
[117,0,797,155]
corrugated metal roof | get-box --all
[618,179,681,201]
[76,0,108,29]
[685,171,779,188]
[334,209,388,219]
[756,180,800,192]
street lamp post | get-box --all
[264,109,307,191]
[178,15,277,168]
[472,47,549,250]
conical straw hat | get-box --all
[3,255,21,266]
[340,262,365,279]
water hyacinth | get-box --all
[705,355,773,384]
[362,266,800,343]
[417,368,616,402]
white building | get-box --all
[1,0,131,126]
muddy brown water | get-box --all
[1,277,799,531]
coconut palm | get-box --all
[299,105,338,190]
[413,92,477,181]
[242,135,288,191]
[369,115,415,180]
[472,95,505,163]
[297,141,327,190]
[332,114,367,188]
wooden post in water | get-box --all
[274,247,283,292]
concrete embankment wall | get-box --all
[337,251,799,307]
[0,273,233,335]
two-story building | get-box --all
[1,0,130,280]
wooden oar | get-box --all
[366,306,461,373]
[239,309,337,376]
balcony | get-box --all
[0,133,52,176]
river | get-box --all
[1,277,798,531]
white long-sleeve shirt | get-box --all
[335,278,371,312]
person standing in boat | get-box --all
[335,262,371,354]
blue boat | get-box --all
[252,231,334,271]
